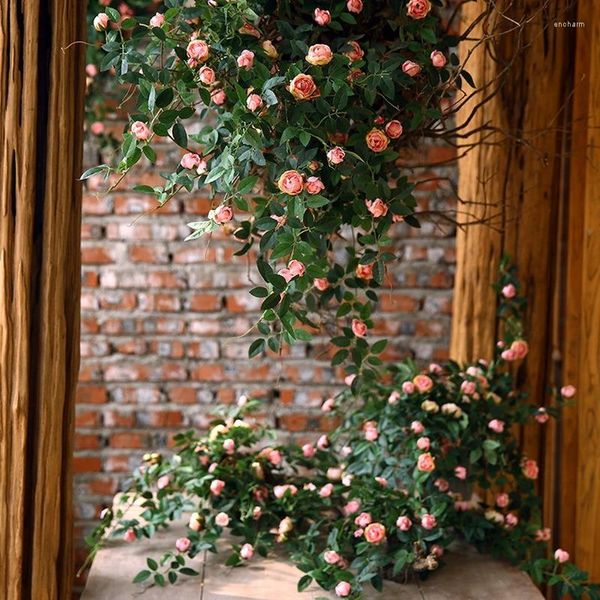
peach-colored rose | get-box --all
[319,483,334,497]
[385,120,403,139]
[347,69,364,83]
[554,548,569,563]
[410,420,424,433]
[413,374,434,392]
[365,128,390,153]
[210,479,225,495]
[261,40,278,59]
[417,452,435,472]
[304,176,325,194]
[314,8,332,25]
[306,44,333,66]
[364,422,378,441]
[422,400,440,413]
[215,512,230,527]
[211,88,227,105]
[149,13,164,27]
[344,499,361,515]
[240,543,254,560]
[421,513,437,529]
[364,522,386,544]
[404,382,416,395]
[213,205,233,224]
[277,170,304,195]
[131,120,151,141]
[289,74,320,101]
[511,339,529,359]
[314,278,329,291]
[351,318,367,337]
[402,60,421,77]
[561,384,576,398]
[406,0,432,19]
[189,512,204,531]
[454,466,467,480]
[441,402,461,417]
[417,437,430,450]
[238,23,261,38]
[347,0,364,13]
[175,537,191,552]
[278,517,294,534]
[187,39,209,63]
[496,493,509,508]
[335,582,352,597]
[123,528,136,542]
[388,391,400,404]
[396,515,412,531]
[93,13,109,31]
[246,93,263,112]
[354,512,372,527]
[430,50,447,68]
[199,66,216,85]
[366,198,389,218]
[345,41,364,62]
[356,263,374,280]
[237,49,255,70]
[324,550,341,564]
[181,153,202,170]
[327,146,346,165]
[288,259,306,277]
[522,458,539,479]
[252,506,262,520]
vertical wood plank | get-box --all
[0,1,86,598]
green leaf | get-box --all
[147,558,158,571]
[79,165,108,180]
[248,338,265,358]
[238,175,258,195]
[172,123,188,148]
[297,575,313,592]
[249,287,269,298]
[132,570,152,584]
[262,293,281,310]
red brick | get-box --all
[73,456,102,474]
[75,434,102,450]
[168,386,197,404]
[82,194,113,215]
[109,432,147,449]
[147,410,183,427]
[77,386,107,404]
[81,246,115,264]
[188,293,221,312]
[76,410,100,427]
[129,244,168,263]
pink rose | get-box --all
[223,438,235,454]
[327,146,346,165]
[496,493,509,508]
[488,419,505,433]
[430,50,447,68]
[246,93,263,112]
[335,582,352,597]
[356,263,374,280]
[410,420,424,433]
[90,122,105,136]
[213,205,233,224]
[396,515,412,531]
[351,318,368,338]
[431,544,444,558]
[210,479,225,495]
[501,349,517,361]
[289,74,320,101]
[181,153,202,170]
[157,475,170,489]
[187,40,210,63]
[434,478,449,492]
[287,260,306,278]
[417,437,430,450]
[268,449,283,465]
[344,499,361,515]
[314,8,332,26]
[406,0,432,19]
[149,12,164,27]
[365,128,390,153]
[561,384,576,398]
[344,374,356,386]
[324,550,341,564]
[317,434,329,449]
[322,398,335,412]
[86,63,98,77]
[302,443,316,457]
[535,528,552,542]
[327,467,342,481]
[413,374,434,393]
[240,543,254,560]
[131,120,151,141]
[511,339,529,359]
[385,120,403,139]
[252,506,262,520]
[554,548,569,563]
[277,170,304,195]
[304,176,325,194]
[345,41,364,62]
[175,537,191,552]
[198,66,216,85]
[215,512,230,527]
[505,513,519,528]
[535,408,549,424]
[402,60,421,77]
[211,88,227,105]
[421,514,437,530]
[388,391,400,404]
[347,0,363,13]
[500,283,516,298]
[123,528,136,542]
[306,44,333,66]
[314,278,329,291]
[404,382,416,395]
[319,483,334,497]
[237,49,255,70]
[354,512,372,528]
[93,13,109,31]
[364,522,386,544]
[417,452,436,472]
[522,459,539,479]
[366,198,389,218]
[461,380,476,395]
[454,466,467,480]
[353,528,364,538]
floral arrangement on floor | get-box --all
[83,1,599,598]
[87,263,599,599]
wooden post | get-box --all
[0,2,86,599]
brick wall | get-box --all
[74,122,456,583]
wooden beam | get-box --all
[0,1,86,598]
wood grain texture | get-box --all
[0,1,86,598]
